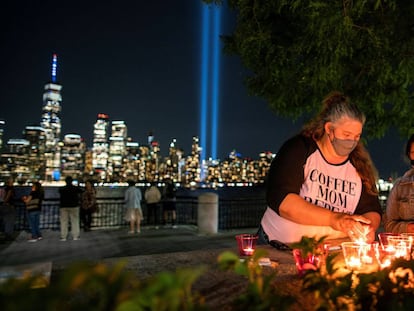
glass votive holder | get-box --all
[387,235,412,260]
[341,242,377,271]
[235,234,258,256]
[401,233,414,259]
[292,248,322,277]
[374,242,396,269]
[378,232,400,250]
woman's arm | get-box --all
[266,136,309,214]
[280,193,373,241]
[22,194,32,204]
[362,211,381,242]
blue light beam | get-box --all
[199,4,222,164]
[210,6,221,160]
[199,4,211,163]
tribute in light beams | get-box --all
[199,4,222,164]
[51,53,58,83]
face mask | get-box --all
[330,132,357,157]
[411,159,414,166]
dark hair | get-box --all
[127,180,136,187]
[301,91,378,195]
[33,181,44,201]
[33,181,42,191]
[405,134,414,159]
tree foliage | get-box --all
[203,0,414,138]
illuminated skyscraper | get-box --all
[92,113,110,180]
[0,120,5,152]
[61,134,85,180]
[41,54,62,181]
[165,138,181,181]
[1,139,31,182]
[24,125,46,180]
[123,139,140,180]
[108,120,127,180]
[143,131,160,182]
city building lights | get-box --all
[0,51,276,186]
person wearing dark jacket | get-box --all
[22,181,44,242]
[59,176,83,241]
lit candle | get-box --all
[243,247,254,256]
[388,239,410,259]
[380,258,392,269]
[358,243,373,264]
[385,245,395,252]
[361,255,373,264]
[347,256,362,269]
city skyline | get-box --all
[0,0,409,178]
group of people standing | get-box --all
[0,176,98,242]
[0,180,47,242]
[124,178,177,234]
[58,176,97,241]
[0,176,177,242]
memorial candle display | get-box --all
[341,242,376,271]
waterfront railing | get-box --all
[10,195,267,232]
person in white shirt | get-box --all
[124,180,143,234]
[259,91,382,244]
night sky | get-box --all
[0,0,409,179]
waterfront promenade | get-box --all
[0,225,257,271]
[0,225,311,310]
[0,225,302,310]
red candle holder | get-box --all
[235,234,258,256]
[292,248,321,277]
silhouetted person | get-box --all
[1,178,16,241]
[162,178,177,228]
[81,180,97,232]
[59,176,83,241]
[22,181,44,242]
[145,183,161,229]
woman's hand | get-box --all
[330,212,372,242]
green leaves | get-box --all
[217,249,294,311]
[3,245,414,310]
[289,235,327,257]
[207,0,414,139]
[117,267,208,311]
[0,261,208,311]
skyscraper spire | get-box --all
[41,53,62,181]
[51,53,58,83]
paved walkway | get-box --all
[0,226,257,270]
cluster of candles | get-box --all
[342,232,414,270]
